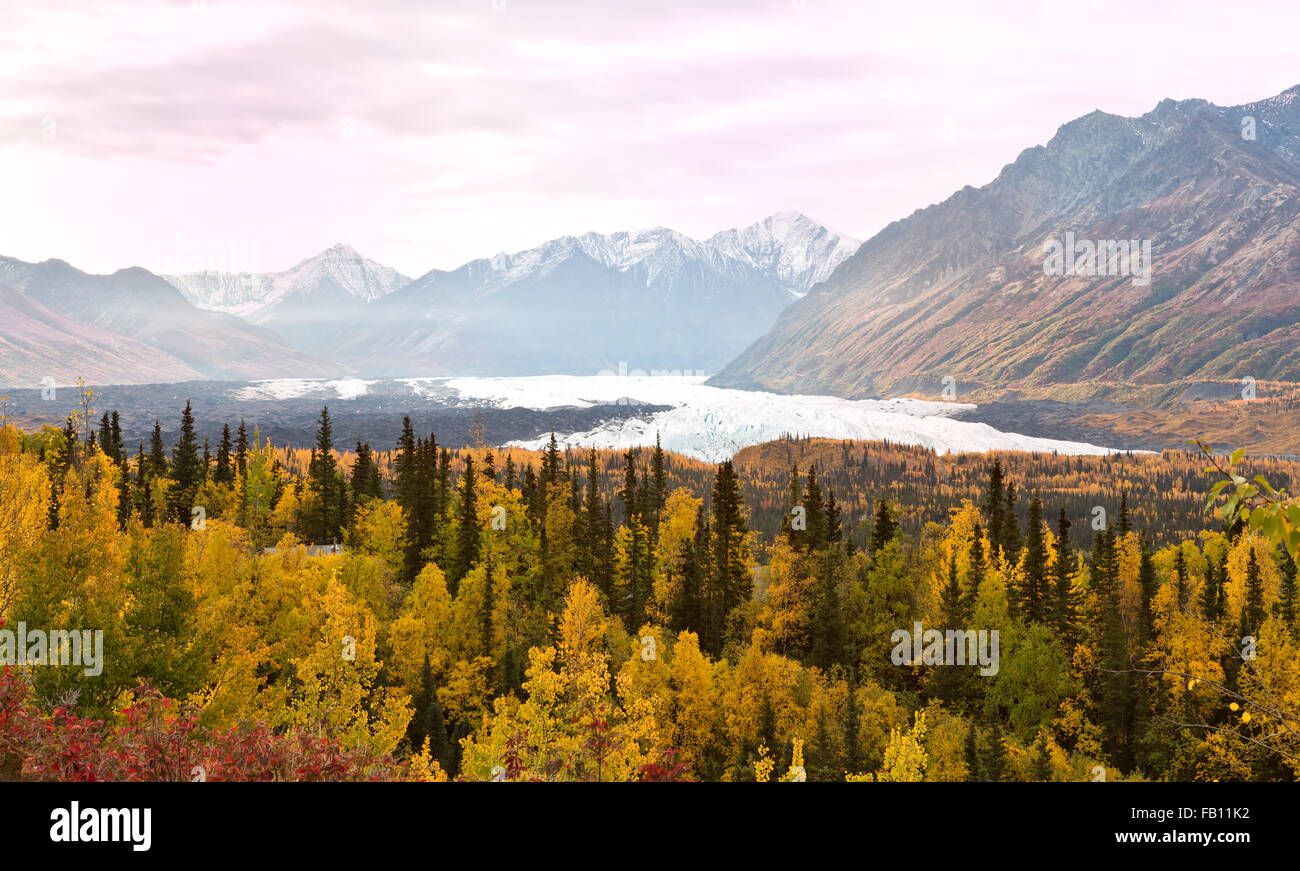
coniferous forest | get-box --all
[3,399,1297,783]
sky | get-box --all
[1,0,1298,278]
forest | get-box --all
[1,394,1298,782]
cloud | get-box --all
[1,0,1298,276]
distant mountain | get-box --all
[324,213,858,376]
[164,244,410,349]
[711,86,1300,398]
[0,256,344,386]
[707,211,859,298]
[0,284,205,387]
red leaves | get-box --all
[0,666,412,782]
[636,750,693,782]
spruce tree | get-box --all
[235,418,249,478]
[306,406,341,542]
[967,523,986,618]
[650,433,668,525]
[167,402,202,523]
[1275,548,1297,634]
[451,454,480,593]
[984,459,1005,559]
[215,423,234,485]
[1052,508,1078,647]
[149,420,168,478]
[803,464,827,551]
[1021,495,1048,622]
[869,499,897,553]
[98,413,116,464]
[1172,547,1189,612]
[707,460,749,656]
[1240,545,1265,638]
[983,724,1007,782]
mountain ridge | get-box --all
[710,86,1300,398]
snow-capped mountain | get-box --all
[708,211,860,297]
[318,213,857,376]
[165,244,409,351]
[166,244,409,319]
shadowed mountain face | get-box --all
[0,257,344,386]
[710,87,1300,398]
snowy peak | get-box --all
[444,214,856,297]
[708,211,860,296]
[164,245,410,320]
[275,243,409,305]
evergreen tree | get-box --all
[650,433,668,526]
[167,402,202,523]
[584,449,613,596]
[97,413,116,464]
[983,724,1007,782]
[984,459,1006,560]
[1275,548,1298,634]
[967,523,986,618]
[824,489,842,546]
[940,552,966,624]
[306,406,342,543]
[1000,480,1020,560]
[1020,495,1048,622]
[868,499,897,553]
[350,441,383,504]
[1116,491,1131,536]
[1052,509,1078,647]
[1137,536,1157,644]
[1240,545,1265,638]
[109,411,123,463]
[149,420,168,478]
[783,465,803,550]
[134,441,154,528]
[541,432,562,490]
[803,464,828,551]
[1172,547,1189,612]
[235,418,249,478]
[451,454,480,594]
[706,460,749,656]
[214,423,234,485]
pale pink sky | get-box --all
[1,0,1297,277]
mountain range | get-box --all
[712,86,1300,397]
[322,212,858,375]
[0,212,858,386]
[0,256,341,386]
[10,85,1300,396]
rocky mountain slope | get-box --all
[711,86,1300,398]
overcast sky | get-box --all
[2,0,1297,277]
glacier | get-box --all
[441,375,1120,462]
